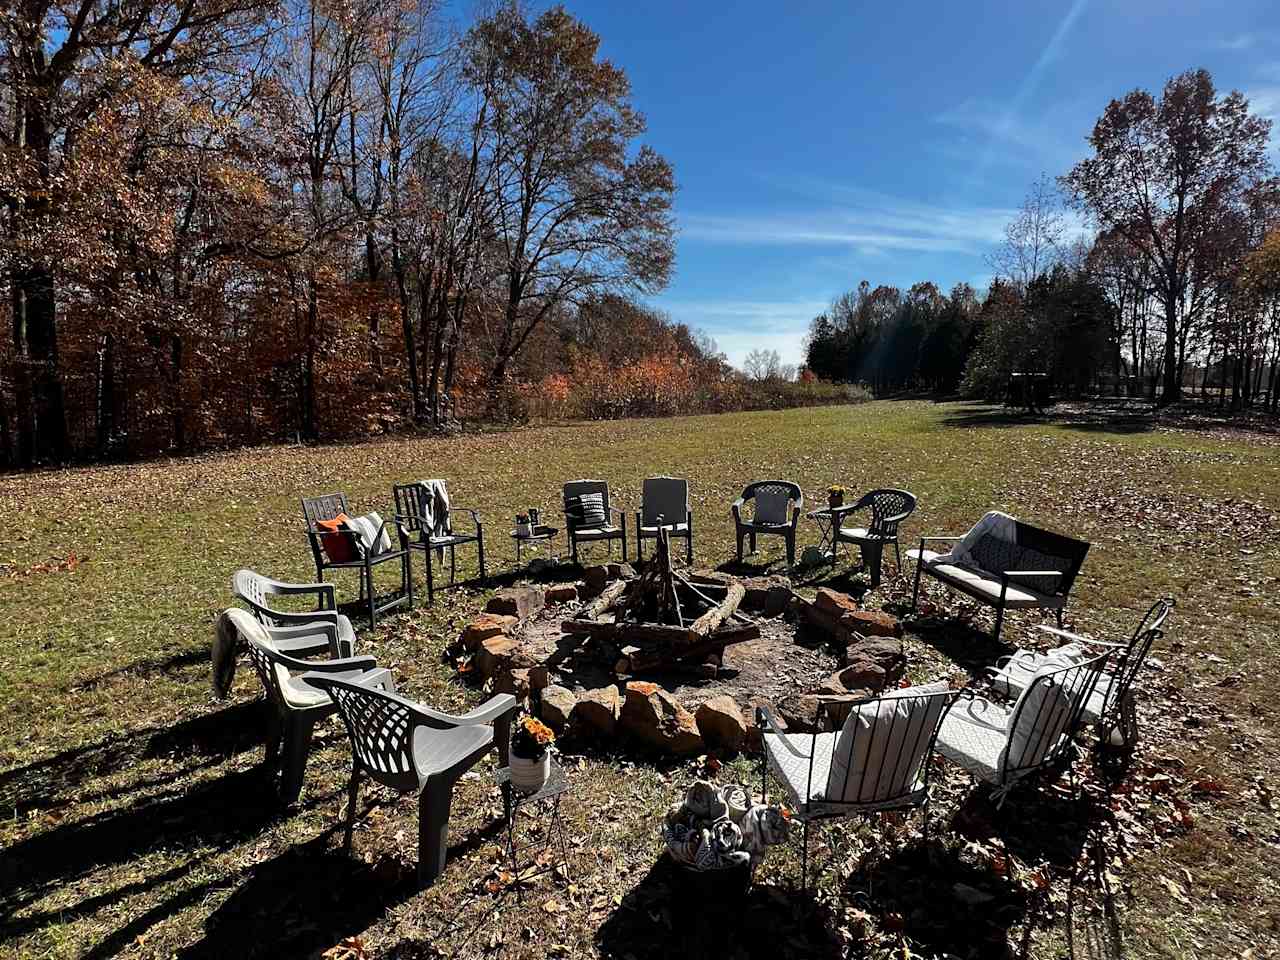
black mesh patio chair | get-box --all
[732,480,803,569]
[830,488,917,586]
[233,568,356,657]
[935,651,1110,807]
[990,597,1173,749]
[563,479,627,564]
[634,476,693,564]
[301,492,412,627]
[757,683,960,888]
[227,608,392,803]
[391,482,486,604]
[302,674,517,889]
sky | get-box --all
[555,0,1280,369]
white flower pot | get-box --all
[509,751,550,794]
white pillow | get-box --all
[1002,670,1071,774]
[343,512,393,557]
[826,681,950,803]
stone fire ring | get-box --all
[451,563,906,759]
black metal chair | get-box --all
[757,683,960,888]
[830,488,917,586]
[991,597,1174,749]
[732,480,803,569]
[563,479,627,563]
[936,652,1110,807]
[301,492,412,628]
[391,482,486,604]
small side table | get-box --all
[497,758,571,896]
[805,508,839,562]
[511,524,559,564]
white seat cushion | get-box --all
[764,731,836,814]
[1005,673,1072,773]
[935,698,1014,783]
[639,522,689,535]
[573,525,621,540]
[929,563,1054,608]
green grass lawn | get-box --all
[2,400,1278,959]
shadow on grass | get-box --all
[596,854,845,960]
[0,762,295,918]
[0,697,268,818]
[174,815,509,960]
[938,400,1155,436]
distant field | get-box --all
[2,400,1277,959]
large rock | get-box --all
[539,685,577,733]
[814,587,859,618]
[695,696,747,752]
[776,692,870,733]
[486,586,545,622]
[620,682,704,755]
[474,636,536,679]
[573,685,621,737]
[545,583,578,604]
[843,610,902,639]
[740,576,793,615]
[845,636,906,687]
[461,613,518,652]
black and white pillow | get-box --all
[571,492,607,528]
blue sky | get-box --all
[560,0,1280,368]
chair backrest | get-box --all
[822,683,959,806]
[226,607,289,709]
[855,488,918,538]
[305,676,422,793]
[232,569,278,626]
[392,483,425,534]
[1001,652,1109,782]
[742,480,802,525]
[302,492,350,530]
[563,479,610,529]
[1102,597,1173,723]
[956,511,1090,598]
[642,477,689,526]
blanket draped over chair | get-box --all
[416,479,452,553]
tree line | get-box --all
[806,69,1280,412]
[1,1,711,467]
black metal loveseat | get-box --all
[908,511,1090,642]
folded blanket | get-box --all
[211,608,244,699]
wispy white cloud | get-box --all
[1246,85,1280,121]
[656,298,828,367]
[679,194,1014,258]
[1220,33,1257,51]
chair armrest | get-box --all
[450,506,483,525]
[256,607,342,628]
[410,693,518,730]
[350,667,395,692]
[731,497,745,521]
[272,635,333,657]
[278,650,378,673]
[265,621,341,657]
[755,705,811,759]
[1034,624,1089,643]
[828,504,863,520]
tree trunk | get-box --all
[11,263,69,465]
[96,333,116,457]
[1159,296,1181,406]
[170,333,185,452]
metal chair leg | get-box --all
[425,542,435,604]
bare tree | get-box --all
[989,174,1065,290]
[1062,69,1272,405]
